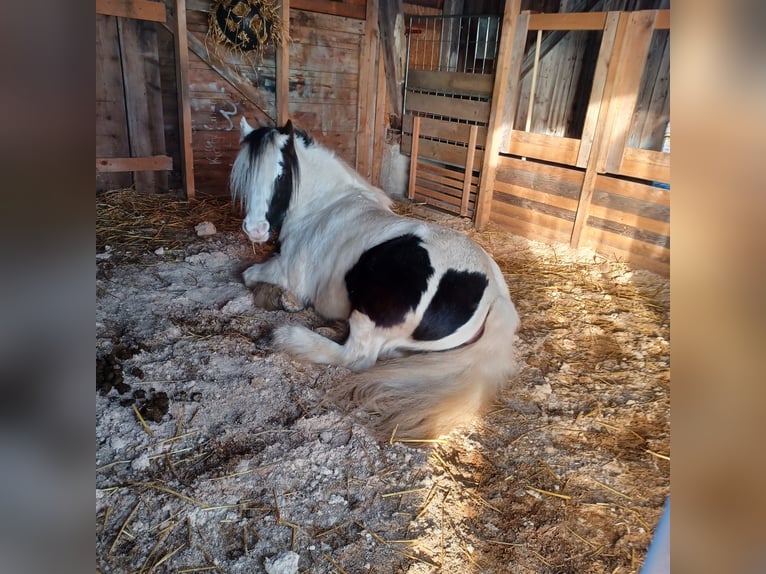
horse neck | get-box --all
[293,143,386,208]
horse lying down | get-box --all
[230,118,520,440]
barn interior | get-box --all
[96,1,670,572]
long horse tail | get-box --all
[340,296,521,441]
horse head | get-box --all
[230,118,300,243]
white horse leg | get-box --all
[273,312,386,371]
[242,259,284,288]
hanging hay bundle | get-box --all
[208,0,284,62]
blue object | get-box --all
[640,498,670,574]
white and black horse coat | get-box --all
[231,118,520,439]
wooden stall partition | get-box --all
[476,8,670,275]
[96,0,175,193]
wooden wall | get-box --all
[182,0,382,195]
[96,0,385,196]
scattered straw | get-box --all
[525,485,572,501]
[132,403,154,437]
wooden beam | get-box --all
[474,2,523,229]
[371,42,388,187]
[356,0,379,179]
[96,0,166,22]
[96,156,172,172]
[174,0,195,200]
[461,125,478,217]
[378,0,404,119]
[576,11,619,167]
[570,11,629,248]
[407,115,421,200]
[602,10,658,174]
[276,0,290,125]
[527,11,607,31]
[292,0,366,20]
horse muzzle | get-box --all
[242,220,270,243]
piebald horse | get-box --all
[231,118,520,440]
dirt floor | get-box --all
[96,190,670,573]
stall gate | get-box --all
[402,9,670,275]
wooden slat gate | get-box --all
[403,7,670,275]
[401,14,499,218]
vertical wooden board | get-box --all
[371,42,388,187]
[355,0,378,179]
[158,23,182,191]
[176,0,195,199]
[576,11,619,167]
[407,116,421,199]
[277,0,290,124]
[118,17,167,192]
[474,1,523,228]
[461,125,478,216]
[96,14,132,192]
[601,10,657,174]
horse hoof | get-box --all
[279,291,305,313]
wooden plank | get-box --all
[581,229,669,275]
[582,225,669,263]
[277,0,290,124]
[527,12,606,31]
[404,92,491,123]
[355,0,378,179]
[654,10,670,29]
[594,174,669,207]
[587,203,670,236]
[618,147,670,184]
[507,130,581,166]
[418,160,479,184]
[378,0,404,118]
[371,42,388,187]
[489,209,571,245]
[461,125,479,216]
[118,16,167,192]
[96,156,172,172]
[496,155,584,194]
[602,10,658,174]
[570,11,631,248]
[577,11,619,167]
[419,170,476,193]
[490,200,574,235]
[96,0,166,22]
[406,70,494,97]
[175,0,195,199]
[475,4,525,228]
[407,116,421,199]
[494,180,580,212]
[402,115,488,147]
[415,176,474,203]
[401,136,485,168]
[292,0,366,20]
[291,8,365,34]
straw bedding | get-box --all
[96,189,669,573]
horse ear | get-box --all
[284,119,294,136]
[240,116,254,139]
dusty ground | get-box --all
[96,191,670,573]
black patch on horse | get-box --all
[412,269,488,341]
[345,234,434,328]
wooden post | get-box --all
[407,116,421,200]
[461,125,478,217]
[276,0,290,125]
[174,0,195,200]
[378,0,404,120]
[371,42,388,187]
[570,12,628,248]
[356,0,379,179]
[474,1,523,229]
